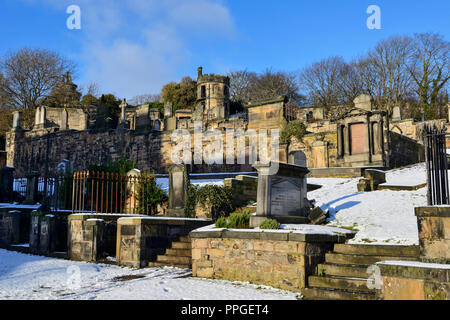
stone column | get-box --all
[125,168,141,214]
[344,125,350,156]
[120,99,127,124]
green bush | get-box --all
[195,184,234,219]
[214,209,252,229]
[259,218,281,230]
[280,121,307,144]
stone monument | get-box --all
[166,164,189,217]
[24,171,40,205]
[249,161,310,228]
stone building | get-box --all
[4,67,433,176]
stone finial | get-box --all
[197,66,203,79]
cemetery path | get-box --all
[0,249,300,300]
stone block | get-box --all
[0,210,21,247]
[29,210,44,254]
[308,206,326,225]
[357,178,371,192]
[39,215,56,255]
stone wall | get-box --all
[116,217,210,267]
[0,151,6,168]
[377,261,449,300]
[389,132,425,168]
[415,206,450,264]
[190,227,352,293]
[223,175,257,207]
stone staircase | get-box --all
[148,236,192,269]
[302,243,420,300]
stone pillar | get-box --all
[392,106,402,121]
[39,214,56,255]
[12,111,22,130]
[29,210,43,254]
[167,164,189,217]
[24,171,40,205]
[0,210,21,247]
[68,215,106,262]
[249,162,310,228]
[0,166,15,203]
[415,206,450,264]
[125,168,141,214]
[120,99,127,125]
[60,108,68,130]
[344,125,350,156]
[34,106,46,130]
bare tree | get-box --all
[0,48,76,110]
[299,56,348,108]
[129,93,161,106]
[362,36,413,111]
[408,33,450,119]
[249,69,304,106]
[228,69,257,104]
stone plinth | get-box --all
[39,214,56,255]
[116,217,210,268]
[250,162,310,228]
[29,210,44,254]
[190,226,354,292]
[0,210,21,247]
[415,206,450,264]
[377,261,450,300]
[68,214,112,262]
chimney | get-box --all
[197,66,203,79]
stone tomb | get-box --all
[250,162,310,228]
[167,164,189,217]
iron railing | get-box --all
[423,124,449,205]
[71,171,161,215]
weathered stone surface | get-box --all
[0,210,21,247]
[308,206,326,225]
[167,164,189,217]
[191,236,336,292]
[378,262,450,300]
[0,167,14,202]
[415,206,450,264]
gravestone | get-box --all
[0,167,15,203]
[392,106,402,121]
[167,164,189,217]
[353,94,373,111]
[57,159,73,175]
[12,111,22,130]
[24,171,40,205]
[29,210,43,254]
[249,162,310,228]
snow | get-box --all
[308,163,429,245]
[0,249,299,300]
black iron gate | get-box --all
[423,124,449,205]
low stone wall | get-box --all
[415,206,450,264]
[68,213,146,262]
[190,226,354,293]
[377,261,449,300]
[308,167,374,178]
[116,217,210,268]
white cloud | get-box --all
[22,0,235,98]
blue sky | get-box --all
[1,0,449,99]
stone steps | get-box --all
[172,242,191,249]
[333,244,420,258]
[303,244,420,300]
[308,276,375,293]
[302,288,376,300]
[325,252,418,266]
[317,263,370,279]
[150,236,193,269]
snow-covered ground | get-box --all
[0,249,299,300]
[309,163,428,245]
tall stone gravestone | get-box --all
[0,167,15,203]
[249,162,310,228]
[392,106,402,121]
[167,164,189,217]
[24,171,40,205]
